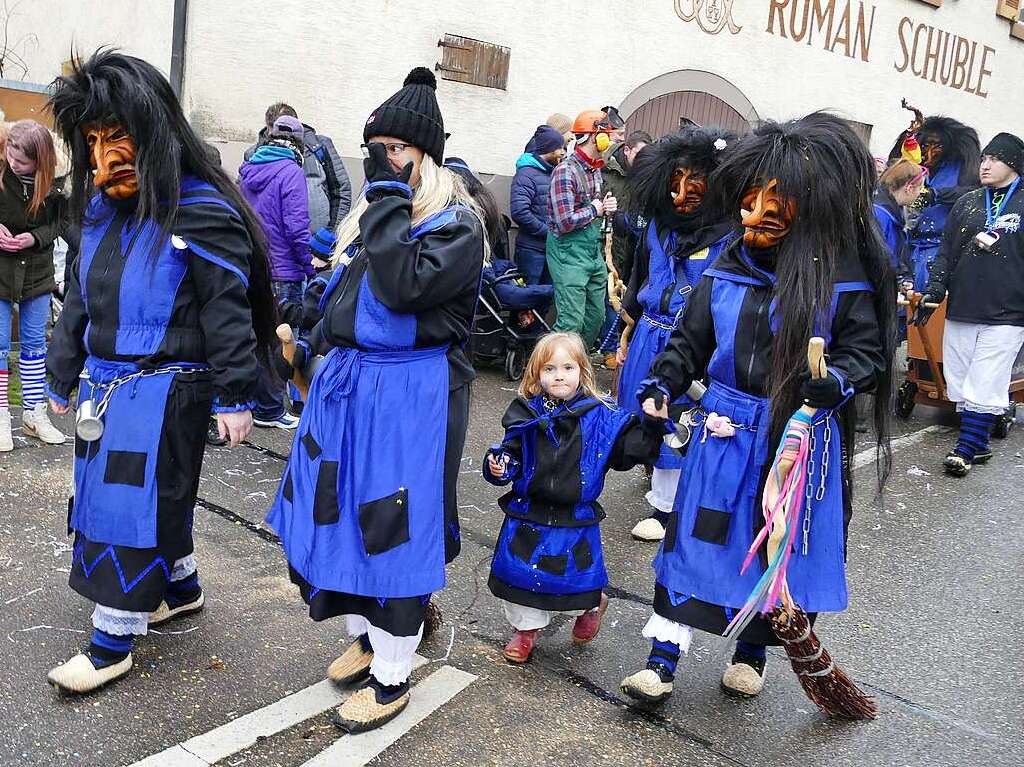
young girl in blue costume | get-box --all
[615,126,738,542]
[45,51,276,694]
[267,68,486,734]
[619,113,896,704]
[485,332,666,663]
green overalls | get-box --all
[546,219,606,347]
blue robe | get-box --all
[908,162,960,289]
[617,220,733,470]
[46,177,260,612]
[645,243,883,644]
[266,205,483,635]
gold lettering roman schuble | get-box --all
[892,18,997,100]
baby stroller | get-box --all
[471,258,552,380]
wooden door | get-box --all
[625,90,749,138]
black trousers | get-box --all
[443,383,471,563]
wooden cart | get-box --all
[896,295,1024,437]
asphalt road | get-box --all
[0,367,1021,767]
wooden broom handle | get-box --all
[276,323,311,401]
[898,292,943,309]
[807,337,826,381]
[277,323,296,360]
[766,336,827,599]
[797,337,826,418]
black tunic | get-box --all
[925,183,1024,326]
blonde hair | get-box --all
[519,332,603,400]
[332,154,489,265]
[880,158,926,192]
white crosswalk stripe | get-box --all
[299,665,477,767]
[125,654,476,767]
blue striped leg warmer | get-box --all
[955,410,996,461]
[733,640,767,675]
[87,628,135,669]
[166,570,202,607]
[19,352,46,408]
[647,639,681,681]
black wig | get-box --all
[888,115,980,187]
[713,112,896,486]
[628,125,735,222]
[48,49,277,357]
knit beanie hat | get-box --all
[546,113,573,140]
[364,67,445,165]
[529,125,565,156]
[982,132,1024,176]
[271,115,304,138]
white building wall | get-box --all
[7,0,1024,178]
[181,0,1024,174]
[2,0,174,82]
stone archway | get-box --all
[618,69,758,138]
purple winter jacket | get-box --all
[239,145,313,281]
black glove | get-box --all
[278,299,303,328]
[640,411,675,437]
[912,293,941,326]
[272,338,310,382]
[918,186,935,206]
[637,381,669,413]
[363,142,413,202]
[800,374,845,409]
[611,211,630,239]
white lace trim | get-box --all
[641,613,693,653]
[369,654,416,687]
[342,614,423,686]
[955,401,1007,415]
[92,604,148,636]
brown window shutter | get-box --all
[996,0,1021,21]
[436,34,510,90]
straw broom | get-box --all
[725,337,877,719]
